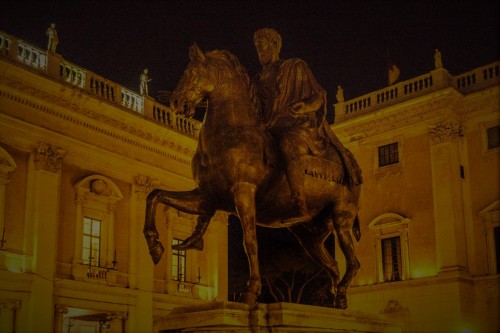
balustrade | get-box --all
[0,33,10,55]
[17,41,47,71]
[60,62,86,88]
[151,103,198,137]
[89,75,116,102]
[121,87,144,113]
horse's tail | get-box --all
[352,215,361,242]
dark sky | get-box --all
[1,1,499,121]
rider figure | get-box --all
[174,28,359,251]
[253,27,328,224]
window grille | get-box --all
[487,125,500,149]
[172,238,186,281]
[82,217,101,266]
[382,236,402,282]
[378,142,399,167]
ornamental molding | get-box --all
[0,81,194,164]
[428,121,463,145]
[335,97,458,140]
[74,175,123,208]
[382,299,406,315]
[0,146,17,185]
[134,175,156,198]
[0,300,21,311]
[33,142,66,173]
[54,279,138,300]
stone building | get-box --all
[333,58,499,332]
[0,28,499,333]
[0,30,228,333]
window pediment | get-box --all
[74,175,123,206]
[369,213,410,230]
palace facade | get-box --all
[0,28,498,333]
[0,30,228,333]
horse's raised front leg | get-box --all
[233,182,260,308]
[144,188,213,264]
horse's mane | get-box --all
[205,50,261,121]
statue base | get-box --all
[157,301,402,332]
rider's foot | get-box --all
[172,235,204,251]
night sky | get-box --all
[1,1,499,121]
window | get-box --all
[82,217,101,266]
[382,236,402,282]
[73,175,123,283]
[172,238,186,281]
[487,125,500,149]
[369,213,411,283]
[378,142,399,167]
[479,200,500,275]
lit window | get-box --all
[172,238,186,281]
[382,236,402,282]
[378,142,399,167]
[369,213,411,283]
[73,175,123,283]
[82,217,101,266]
[487,125,500,149]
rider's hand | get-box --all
[289,101,308,116]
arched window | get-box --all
[72,175,123,283]
[369,213,411,283]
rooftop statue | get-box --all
[46,23,58,53]
[144,29,362,309]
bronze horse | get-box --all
[144,44,362,309]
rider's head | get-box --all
[254,28,282,66]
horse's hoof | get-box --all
[334,295,347,309]
[239,292,258,309]
[172,236,204,251]
[149,242,165,265]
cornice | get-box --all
[333,90,464,141]
[0,75,195,165]
[54,278,138,302]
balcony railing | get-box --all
[335,61,500,123]
[0,30,199,139]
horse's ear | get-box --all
[189,43,206,63]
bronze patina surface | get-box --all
[144,31,362,309]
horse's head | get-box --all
[171,44,214,117]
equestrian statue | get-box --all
[143,28,362,309]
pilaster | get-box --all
[0,300,21,333]
[127,175,155,333]
[0,146,16,251]
[27,143,65,333]
[429,122,468,274]
[53,304,68,333]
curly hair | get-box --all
[253,28,282,53]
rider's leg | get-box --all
[280,134,312,223]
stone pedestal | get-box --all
[157,301,402,333]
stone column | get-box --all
[429,122,468,274]
[127,175,155,333]
[0,300,21,333]
[107,311,127,333]
[27,143,65,333]
[53,305,68,333]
